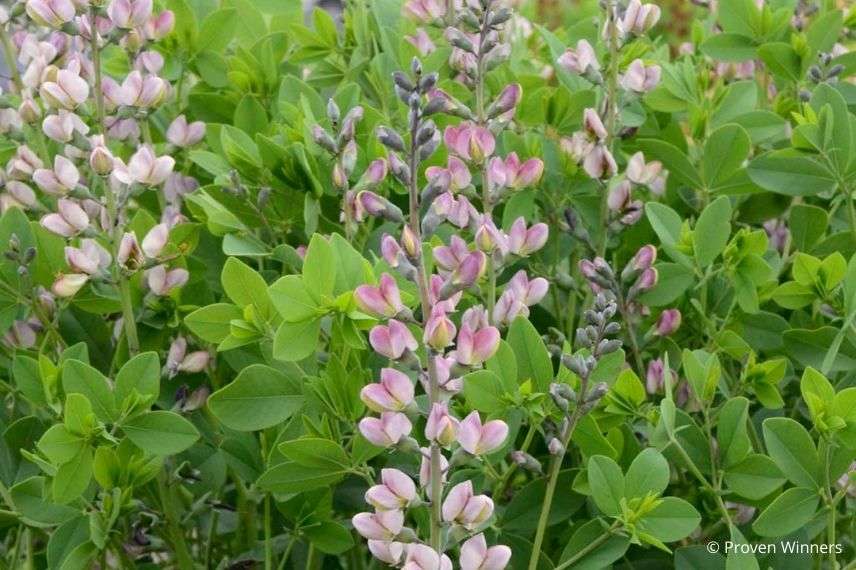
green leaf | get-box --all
[304,521,355,555]
[752,487,819,537]
[702,126,751,190]
[256,461,344,494]
[463,370,510,413]
[747,153,837,196]
[694,196,732,267]
[700,33,757,62]
[302,234,336,303]
[278,438,349,470]
[762,417,821,488]
[122,411,200,456]
[587,455,624,517]
[207,364,304,431]
[184,303,243,343]
[559,519,630,569]
[114,352,160,405]
[724,453,786,500]
[196,8,238,53]
[771,281,815,309]
[269,275,319,322]
[272,318,321,361]
[506,317,553,391]
[221,257,271,313]
[37,425,85,465]
[716,397,751,469]
[789,204,828,251]
[638,497,701,542]
[645,202,683,247]
[757,43,801,81]
[638,139,702,188]
[234,95,269,136]
[624,448,670,499]
[639,263,695,306]
[62,360,117,423]
[52,446,93,504]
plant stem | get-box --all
[276,532,296,570]
[553,522,620,570]
[157,473,194,570]
[407,103,445,555]
[261,432,273,570]
[494,422,537,497]
[0,23,23,92]
[597,0,620,257]
[89,7,105,130]
[118,277,140,355]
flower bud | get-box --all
[654,308,681,336]
[52,272,88,297]
[457,411,507,455]
[442,481,494,529]
[361,368,415,412]
[369,319,418,360]
[425,402,458,447]
[359,412,413,448]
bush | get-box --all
[0,0,854,568]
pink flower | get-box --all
[144,9,174,39]
[355,273,406,318]
[655,308,681,336]
[583,108,607,140]
[434,235,471,273]
[52,273,88,297]
[441,481,494,529]
[33,155,79,196]
[507,218,548,256]
[167,115,206,147]
[365,468,418,511]
[424,306,457,349]
[626,151,663,185]
[403,544,453,570]
[359,412,412,447]
[26,0,75,28]
[557,39,599,74]
[117,232,143,268]
[503,153,544,189]
[114,146,175,186]
[42,110,88,143]
[488,84,522,118]
[5,182,37,209]
[582,145,617,179]
[369,320,418,360]
[622,0,661,35]
[403,0,445,23]
[40,69,89,110]
[454,323,500,367]
[146,264,188,296]
[360,368,415,412]
[141,223,169,258]
[368,541,406,566]
[65,239,110,275]
[426,157,472,193]
[136,50,164,74]
[444,123,495,162]
[119,70,169,107]
[166,336,211,377]
[621,60,661,93]
[406,28,436,56]
[460,534,512,570]
[492,289,529,325]
[425,402,458,447]
[107,0,152,28]
[457,411,508,455]
[352,510,404,540]
[508,270,549,306]
[41,198,89,237]
[451,251,486,289]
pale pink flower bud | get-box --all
[460,534,512,570]
[488,84,522,118]
[633,267,658,292]
[454,324,500,367]
[452,251,486,289]
[366,468,418,511]
[458,411,508,455]
[406,28,436,56]
[355,273,406,318]
[117,232,144,268]
[115,145,175,186]
[583,108,607,140]
[352,510,404,541]
[626,152,662,185]
[89,144,115,176]
[141,223,169,258]
[166,336,187,376]
[507,156,544,189]
[629,244,657,272]
[403,0,446,23]
[358,158,388,187]
[474,217,507,254]
[136,50,164,74]
[41,198,89,237]
[507,217,549,256]
[355,191,404,223]
[381,234,403,267]
[492,289,528,325]
[7,147,43,180]
[622,0,661,35]
[655,308,681,336]
[33,155,79,196]
[646,358,667,394]
[582,145,617,179]
[65,239,110,275]
[52,273,88,297]
[425,402,458,447]
[360,368,415,412]
[146,264,188,296]
[403,544,453,570]
[40,69,89,110]
[6,181,37,208]
[359,411,412,448]
[167,115,206,147]
[557,39,599,74]
[508,270,549,306]
[119,70,169,108]
[444,123,495,162]
[178,351,210,373]
[442,481,494,529]
[26,0,76,28]
[621,60,661,93]
[42,111,87,143]
[548,438,564,455]
[145,10,174,39]
[369,319,418,360]
[18,99,41,124]
[608,180,632,212]
[108,0,151,28]
[368,541,406,566]
[424,306,457,350]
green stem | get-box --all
[157,473,194,570]
[597,0,621,257]
[261,432,273,570]
[118,278,140,355]
[0,23,23,92]
[277,533,296,570]
[89,7,105,130]
[494,422,538,497]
